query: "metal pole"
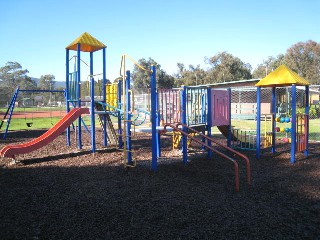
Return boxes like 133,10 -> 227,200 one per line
291,84 -> 297,163
156,88 -> 161,158
66,49 -> 71,146
256,87 -> 261,159
117,80 -> 123,148
102,48 -> 107,147
207,87 -> 212,157
126,70 -> 132,165
151,65 -> 158,170
76,44 -> 82,149
271,87 -> 276,153
227,88 -> 232,147
181,85 -> 188,164
90,52 -> 95,153
305,85 -> 309,156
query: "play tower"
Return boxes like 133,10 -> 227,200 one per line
65,32 -> 107,151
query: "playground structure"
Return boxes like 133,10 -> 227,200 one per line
219,79 -> 318,157
0,32 -> 252,191
1,33 -> 318,191
256,65 -> 310,163
3,32 -> 316,190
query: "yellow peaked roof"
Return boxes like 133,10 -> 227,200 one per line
66,32 -> 106,52
255,64 -> 310,87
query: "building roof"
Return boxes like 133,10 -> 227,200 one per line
255,65 -> 310,87
66,32 -> 106,52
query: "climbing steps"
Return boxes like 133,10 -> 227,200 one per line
172,132 -> 195,149
94,102 -> 118,145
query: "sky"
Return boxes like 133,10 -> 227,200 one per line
1,0 -> 319,83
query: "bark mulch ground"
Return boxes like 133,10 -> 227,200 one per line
0,129 -> 319,239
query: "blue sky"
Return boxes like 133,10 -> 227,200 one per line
1,0 -> 319,82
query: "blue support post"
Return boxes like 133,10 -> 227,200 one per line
151,65 -> 158,170
77,43 -> 82,149
271,87 -> 276,153
256,87 -> 261,159
65,49 -> 71,146
207,87 -> 212,157
117,80 -> 123,148
3,88 -> 19,139
90,52 -> 96,153
90,77 -> 96,153
181,86 -> 188,164
305,85 -> 309,156
201,88 -> 206,149
102,48 -> 107,147
291,84 -> 297,163
201,91 -> 206,123
126,70 -> 132,165
156,89 -> 161,158
227,88 -> 232,147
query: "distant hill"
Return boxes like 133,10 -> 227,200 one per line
31,77 -> 65,89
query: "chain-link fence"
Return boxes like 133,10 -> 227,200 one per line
230,85 -> 320,142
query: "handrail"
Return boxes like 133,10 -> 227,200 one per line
176,122 -> 251,187
120,54 -> 153,75
164,123 -> 241,192
96,101 -> 149,125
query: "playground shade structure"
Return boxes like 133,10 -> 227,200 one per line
0,108 -> 89,159
66,32 -> 106,52
255,64 -> 310,163
255,65 -> 310,87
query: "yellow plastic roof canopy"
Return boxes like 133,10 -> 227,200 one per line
255,65 -> 310,87
66,32 -> 106,52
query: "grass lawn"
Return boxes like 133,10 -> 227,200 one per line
229,119 -> 320,142
0,106 -> 65,113
2,113 -> 320,142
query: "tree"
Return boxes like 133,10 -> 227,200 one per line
205,52 -> 252,83
0,62 -> 35,105
252,54 -> 285,79
38,74 -> 56,105
284,40 -> 320,84
132,58 -> 174,93
39,74 -> 56,90
174,63 -> 207,86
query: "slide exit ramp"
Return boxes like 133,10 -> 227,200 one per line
0,108 -> 89,159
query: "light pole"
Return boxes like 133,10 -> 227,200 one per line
46,79 -> 52,105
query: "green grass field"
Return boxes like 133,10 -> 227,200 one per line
211,118 -> 320,142
2,112 -> 320,141
0,116 -> 94,131
0,106 -> 65,113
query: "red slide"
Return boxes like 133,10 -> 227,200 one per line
0,108 -> 89,159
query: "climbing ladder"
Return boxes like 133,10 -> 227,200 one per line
1,89 -> 19,139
